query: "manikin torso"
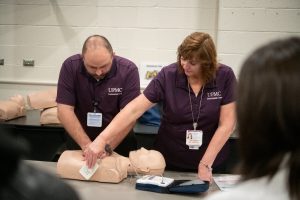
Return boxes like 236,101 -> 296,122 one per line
0,94 -> 26,121
27,87 -> 57,109
40,107 -> 60,125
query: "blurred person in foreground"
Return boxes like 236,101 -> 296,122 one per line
0,128 -> 80,200
204,37 -> 300,200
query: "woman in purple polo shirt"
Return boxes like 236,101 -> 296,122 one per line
85,32 -> 237,182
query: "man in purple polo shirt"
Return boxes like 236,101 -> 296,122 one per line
56,35 -> 140,156
85,32 -> 237,182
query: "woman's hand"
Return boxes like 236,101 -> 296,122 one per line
198,161 -> 213,182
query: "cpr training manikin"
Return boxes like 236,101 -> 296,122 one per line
57,148 -> 166,183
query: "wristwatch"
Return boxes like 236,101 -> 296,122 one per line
104,144 -> 112,156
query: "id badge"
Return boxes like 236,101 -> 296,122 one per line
186,130 -> 203,150
87,112 -> 102,127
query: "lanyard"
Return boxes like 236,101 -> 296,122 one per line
188,83 -> 205,130
89,81 -> 100,113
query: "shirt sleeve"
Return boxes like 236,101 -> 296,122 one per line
143,67 -> 166,103
221,66 -> 237,105
119,65 -> 141,109
56,59 -> 76,106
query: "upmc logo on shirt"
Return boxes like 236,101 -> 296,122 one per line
207,91 -> 222,100
108,88 -> 123,95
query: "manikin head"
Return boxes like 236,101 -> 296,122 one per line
129,147 -> 166,175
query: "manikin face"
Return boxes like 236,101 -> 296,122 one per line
180,56 -> 202,78
83,47 -> 113,80
129,148 -> 165,172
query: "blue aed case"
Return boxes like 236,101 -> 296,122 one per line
135,175 -> 209,194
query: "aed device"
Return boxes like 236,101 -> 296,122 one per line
136,175 -> 209,194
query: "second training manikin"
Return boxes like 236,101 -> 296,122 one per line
0,94 -> 26,121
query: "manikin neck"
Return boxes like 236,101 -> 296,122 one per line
124,157 -> 136,174
125,157 -> 165,176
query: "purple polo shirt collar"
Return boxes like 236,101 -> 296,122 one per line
175,67 -> 217,90
79,55 -> 117,82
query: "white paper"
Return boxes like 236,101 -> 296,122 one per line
79,163 -> 99,180
136,175 -> 174,187
213,174 -> 241,191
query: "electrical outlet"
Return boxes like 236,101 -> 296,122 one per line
23,59 -> 34,67
0,59 -> 4,65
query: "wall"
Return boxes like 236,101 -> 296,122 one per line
217,0 -> 300,75
0,0 -> 299,100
